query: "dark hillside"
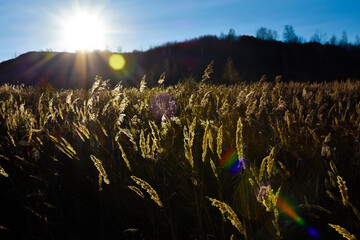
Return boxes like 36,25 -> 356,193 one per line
0,36 -> 359,88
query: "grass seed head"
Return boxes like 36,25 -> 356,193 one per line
131,176 -> 163,208
329,224 -> 356,240
337,176 -> 349,206
0,164 -> 9,177
207,197 -> 247,238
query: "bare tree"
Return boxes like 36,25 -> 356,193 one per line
339,31 -> 348,46
256,27 -> 267,40
283,25 -> 298,43
356,35 -> 360,46
310,30 -> 327,44
328,35 -> 337,45
256,27 -> 278,40
226,28 -> 237,41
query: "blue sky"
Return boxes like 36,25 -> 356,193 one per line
0,0 -> 359,62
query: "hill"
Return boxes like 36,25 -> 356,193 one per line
0,35 -> 360,88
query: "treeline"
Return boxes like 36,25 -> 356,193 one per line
255,25 -> 359,46
133,33 -> 360,86
0,30 -> 360,89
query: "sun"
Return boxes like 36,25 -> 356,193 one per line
59,9 -> 108,51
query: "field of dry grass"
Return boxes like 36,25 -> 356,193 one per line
0,67 -> 359,239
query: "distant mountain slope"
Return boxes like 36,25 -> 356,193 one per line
0,36 -> 360,89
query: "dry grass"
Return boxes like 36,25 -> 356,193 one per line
329,224 -> 356,240
0,76 -> 359,239
131,175 -> 163,208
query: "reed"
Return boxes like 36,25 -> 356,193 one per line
131,176 -> 163,208
207,197 -> 247,239
328,224 -> 356,240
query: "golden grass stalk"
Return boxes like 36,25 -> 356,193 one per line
119,96 -> 129,113
56,143 -> 74,160
25,206 -> 48,223
38,93 -> 43,114
202,120 -> 209,162
97,120 -> 108,137
139,75 -> 147,93
330,160 -> 338,175
66,91 -> 72,105
98,173 -> 104,191
0,155 -> 9,161
326,190 -> 340,203
146,133 -> 151,156
149,120 -> 160,140
267,147 -> 276,177
27,128 -> 41,144
328,170 -> 337,187
149,120 -> 161,153
117,128 -> 138,151
337,176 -> 349,206
151,138 -> 157,159
128,185 -> 145,198
328,224 -> 356,240
307,127 -> 320,143
216,125 -> 223,159
277,121 -> 287,145
139,129 -> 146,158
58,105 -> 63,120
131,175 -> 163,208
60,138 -> 77,157
272,218 -> 281,239
207,125 -> 214,152
207,197 -> 247,239
210,158 -> 218,181
236,117 -> 243,158
248,178 -> 255,187
74,128 -> 85,142
277,161 -> 290,177
189,117 -> 196,147
90,155 -> 110,190
258,156 -> 268,182
7,131 -> 16,147
284,110 -> 291,131
183,126 -> 194,168
117,142 -> 132,172
201,60 -> 214,82
158,72 -> 166,85
0,164 -> 9,177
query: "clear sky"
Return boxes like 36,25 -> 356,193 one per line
0,0 -> 359,62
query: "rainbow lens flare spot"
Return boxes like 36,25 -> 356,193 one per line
277,197 -> 305,226
307,227 -> 320,239
219,148 -> 245,174
277,196 -> 320,238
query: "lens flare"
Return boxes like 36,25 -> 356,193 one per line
149,93 -> 178,121
307,227 -> 320,238
277,196 -> 320,239
277,197 -> 305,226
109,54 -> 126,70
219,148 -> 245,174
